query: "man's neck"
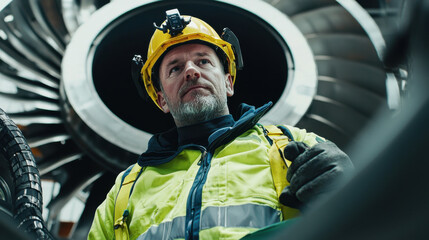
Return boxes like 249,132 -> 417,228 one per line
177,114 -> 234,146
173,109 -> 230,127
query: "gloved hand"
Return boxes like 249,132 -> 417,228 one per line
279,141 -> 353,209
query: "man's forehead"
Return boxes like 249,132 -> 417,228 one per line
161,43 -> 217,64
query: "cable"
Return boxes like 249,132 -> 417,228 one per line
0,108 -> 54,239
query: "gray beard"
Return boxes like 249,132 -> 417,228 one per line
165,92 -> 227,127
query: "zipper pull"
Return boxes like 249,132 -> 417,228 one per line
261,125 -> 273,145
197,150 -> 207,166
256,123 -> 268,137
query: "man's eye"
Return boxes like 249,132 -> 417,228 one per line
170,66 -> 180,74
199,59 -> 210,65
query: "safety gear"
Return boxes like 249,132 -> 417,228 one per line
263,125 -> 300,220
89,103 -> 326,239
279,141 -> 309,209
111,124 -> 313,240
113,164 -> 143,240
280,141 -> 353,209
139,9 -> 243,110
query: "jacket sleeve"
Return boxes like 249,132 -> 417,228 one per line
87,172 -> 124,240
283,125 -> 326,147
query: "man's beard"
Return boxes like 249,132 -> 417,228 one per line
163,89 -> 228,127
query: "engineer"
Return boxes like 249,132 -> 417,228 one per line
88,9 -> 353,240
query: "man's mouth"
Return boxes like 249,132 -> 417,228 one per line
181,85 -> 208,97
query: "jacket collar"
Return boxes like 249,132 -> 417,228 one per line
137,102 -> 273,166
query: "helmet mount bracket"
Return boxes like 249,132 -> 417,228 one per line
131,55 -> 149,100
221,28 -> 244,70
153,9 -> 191,37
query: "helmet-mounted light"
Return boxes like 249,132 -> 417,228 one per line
153,9 -> 191,37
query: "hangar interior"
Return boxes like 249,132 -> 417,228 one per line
1,0 -> 423,239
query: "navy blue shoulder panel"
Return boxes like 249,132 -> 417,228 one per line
129,167 -> 144,197
119,164 -> 145,197
120,164 -> 135,186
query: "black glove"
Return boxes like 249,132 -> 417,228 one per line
279,141 -> 353,209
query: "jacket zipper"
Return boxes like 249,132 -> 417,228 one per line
186,128 -> 234,239
187,148 -> 208,240
184,101 -> 273,238
197,150 -> 207,166
186,120 -> 270,238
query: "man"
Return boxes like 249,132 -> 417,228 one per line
88,9 -> 352,240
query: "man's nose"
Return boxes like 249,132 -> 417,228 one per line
184,61 -> 201,80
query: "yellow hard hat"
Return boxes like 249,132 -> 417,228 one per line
139,9 -> 243,110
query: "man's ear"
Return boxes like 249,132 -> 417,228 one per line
225,73 -> 234,97
156,91 -> 170,113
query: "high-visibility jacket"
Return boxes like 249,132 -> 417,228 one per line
88,102 -> 324,240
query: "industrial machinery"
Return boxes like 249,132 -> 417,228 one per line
0,0 -> 405,238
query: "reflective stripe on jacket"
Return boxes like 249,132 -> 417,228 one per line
88,103 -> 323,240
